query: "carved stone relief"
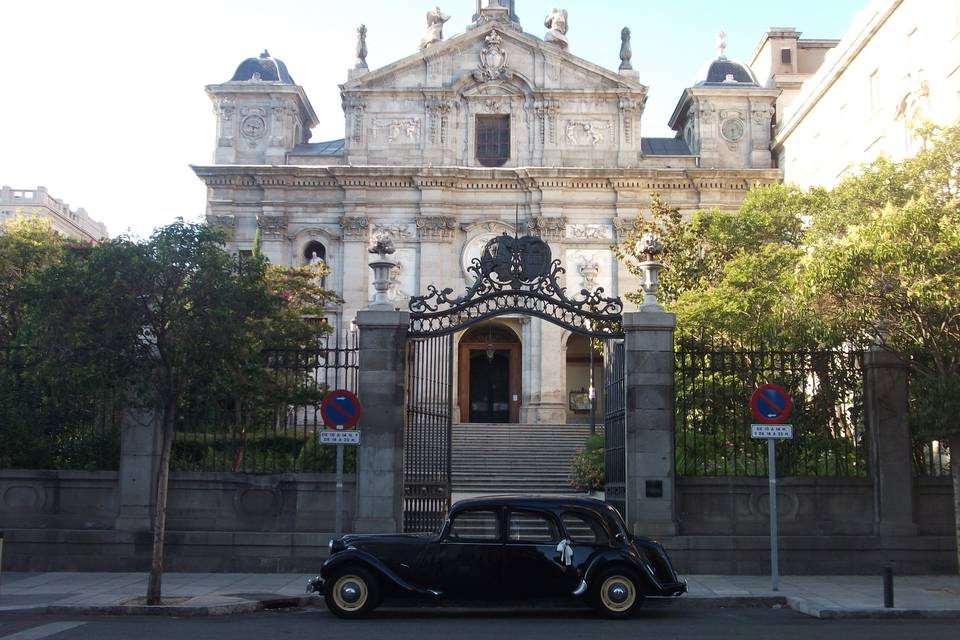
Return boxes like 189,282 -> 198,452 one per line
256,214 -> 286,238
416,215 -> 457,241
340,216 -> 369,238
343,98 -> 366,144
240,107 -> 268,147
474,30 -> 508,82
564,120 -> 611,146
217,97 -> 235,147
371,118 -> 421,143
426,98 -> 454,144
208,214 -> 236,231
698,100 -> 716,125
371,223 -> 412,241
612,217 -> 639,242
566,249 -> 612,294
369,247 -> 416,303
527,215 -> 566,240
567,223 -> 612,240
535,99 -> 559,145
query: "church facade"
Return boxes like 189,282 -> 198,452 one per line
192,1 -> 781,425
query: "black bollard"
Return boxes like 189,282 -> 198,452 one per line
883,563 -> 894,608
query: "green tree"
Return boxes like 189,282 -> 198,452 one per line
23,220 -> 329,603
616,121 -> 960,571
0,215 -> 67,344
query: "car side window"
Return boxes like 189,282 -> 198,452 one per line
561,511 -> 610,545
448,510 -> 500,541
507,510 -> 559,544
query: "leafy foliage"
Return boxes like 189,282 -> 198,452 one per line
570,433 -> 605,491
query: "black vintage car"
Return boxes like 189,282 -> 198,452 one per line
308,496 -> 686,618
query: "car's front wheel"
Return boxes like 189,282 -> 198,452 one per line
589,569 -> 643,619
324,566 -> 381,619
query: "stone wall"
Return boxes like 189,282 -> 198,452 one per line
669,476 -> 956,574
0,470 -> 353,572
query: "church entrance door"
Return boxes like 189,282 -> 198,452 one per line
458,324 -> 520,424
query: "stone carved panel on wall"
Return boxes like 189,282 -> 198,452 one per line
474,30 -> 509,82
343,98 -> 366,144
208,214 -> 236,231
256,214 -> 287,238
371,118 -> 421,143
239,107 -> 268,147
566,223 -> 612,240
697,100 -> 716,124
416,215 -> 457,241
535,99 -> 559,145
340,216 -> 369,238
566,249 -> 613,295
371,223 -> 412,242
426,98 -> 455,144
217,97 -> 235,147
612,217 -> 639,242
527,215 -> 566,240
564,120 -> 611,146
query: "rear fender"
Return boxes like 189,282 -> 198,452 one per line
322,549 -> 440,597
580,552 -> 661,596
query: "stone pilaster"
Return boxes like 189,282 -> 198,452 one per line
353,309 -> 409,533
114,406 -> 163,532
865,348 -> 917,536
622,310 -> 678,537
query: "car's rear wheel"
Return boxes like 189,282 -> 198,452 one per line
324,566 -> 381,619
589,569 -> 643,619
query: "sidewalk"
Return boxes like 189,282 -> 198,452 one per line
0,572 -> 958,618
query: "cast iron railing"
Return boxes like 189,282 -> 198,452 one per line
675,341 -> 867,477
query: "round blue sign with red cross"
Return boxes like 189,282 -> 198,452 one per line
320,389 -> 362,429
750,383 -> 792,424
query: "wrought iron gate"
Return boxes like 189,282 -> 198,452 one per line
403,231 -> 624,531
603,338 -> 627,520
403,334 -> 453,533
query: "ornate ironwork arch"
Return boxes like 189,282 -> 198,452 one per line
409,233 -> 624,338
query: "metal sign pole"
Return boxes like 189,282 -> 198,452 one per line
768,438 -> 779,591
335,441 -> 344,537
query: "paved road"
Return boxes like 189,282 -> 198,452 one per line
2,607 -> 960,640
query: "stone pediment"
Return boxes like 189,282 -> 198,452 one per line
340,21 -> 647,97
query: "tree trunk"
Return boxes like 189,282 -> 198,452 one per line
952,435 -> 960,575
146,397 -> 177,605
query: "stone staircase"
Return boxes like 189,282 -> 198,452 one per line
451,422 -> 594,496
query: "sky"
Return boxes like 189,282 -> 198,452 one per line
0,0 -> 865,239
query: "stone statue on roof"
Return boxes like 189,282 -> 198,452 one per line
420,6 -> 451,49
544,7 -> 569,49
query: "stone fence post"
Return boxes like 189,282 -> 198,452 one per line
352,309 -> 409,533
622,311 -> 678,537
865,347 -> 917,535
114,405 -> 163,532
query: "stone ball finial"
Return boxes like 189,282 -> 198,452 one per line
260,49 -> 271,59
619,26 -> 633,71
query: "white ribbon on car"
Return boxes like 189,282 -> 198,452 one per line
556,539 -> 574,566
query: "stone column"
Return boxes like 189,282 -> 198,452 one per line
865,348 -> 917,536
353,309 -> 409,533
622,310 -> 678,537
114,406 -> 163,532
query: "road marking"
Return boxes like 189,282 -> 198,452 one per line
0,622 -> 87,640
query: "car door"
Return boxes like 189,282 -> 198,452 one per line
559,509 -> 613,575
417,508 -> 504,598
500,509 -> 579,598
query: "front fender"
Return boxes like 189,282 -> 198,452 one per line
321,549 -> 440,598
578,550 -> 661,596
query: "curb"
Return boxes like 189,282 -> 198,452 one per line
785,596 -> 960,620
0,595 -> 318,617
1,594 -> 958,619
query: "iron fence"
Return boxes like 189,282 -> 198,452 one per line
171,330 -> 359,474
675,341 -> 867,477
0,346 -> 122,470
912,438 -> 951,477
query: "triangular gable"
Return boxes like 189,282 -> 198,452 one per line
341,21 -> 647,94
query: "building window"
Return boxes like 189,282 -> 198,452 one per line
869,70 -> 881,114
476,115 -> 510,167
780,48 -> 792,64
